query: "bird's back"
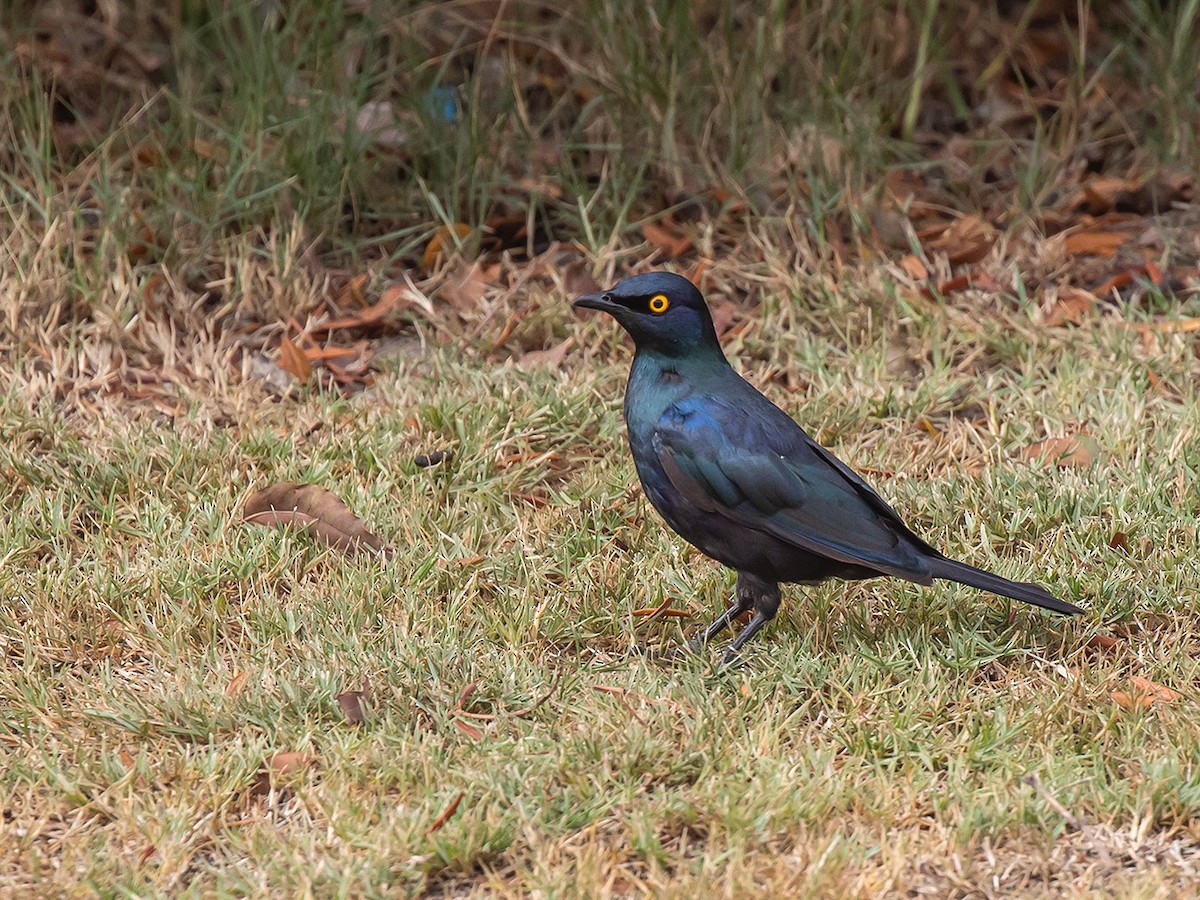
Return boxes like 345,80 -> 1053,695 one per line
623,353 -> 938,585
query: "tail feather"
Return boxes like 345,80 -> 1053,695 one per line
928,558 -> 1082,615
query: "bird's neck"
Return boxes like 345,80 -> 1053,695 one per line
626,346 -> 731,416
632,342 -> 730,378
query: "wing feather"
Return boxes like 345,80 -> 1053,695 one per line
653,394 -> 933,582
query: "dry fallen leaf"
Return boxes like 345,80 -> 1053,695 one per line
244,483 -> 389,556
561,259 -> 601,296
422,223 -> 473,270
310,293 -> 403,335
632,607 -> 690,619
453,719 -> 483,740
247,352 -> 296,397
1063,229 -> 1130,258
191,138 -> 228,163
923,214 -> 997,265
439,261 -> 492,316
1079,176 -> 1143,214
642,219 -> 693,259
919,273 -> 1003,300
1111,675 -> 1182,710
1123,317 -> 1200,335
1043,287 -> 1095,327
252,751 -> 317,795
426,791 -> 465,835
1085,633 -> 1124,653
686,256 -> 711,289
225,671 -> 250,699
518,336 -> 574,370
1020,435 -> 1100,468
269,752 -> 317,776
337,681 -> 369,725
1129,675 -> 1182,701
898,253 -> 929,281
277,336 -> 312,382
1109,531 -> 1130,552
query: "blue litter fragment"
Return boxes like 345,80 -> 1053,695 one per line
425,87 -> 460,123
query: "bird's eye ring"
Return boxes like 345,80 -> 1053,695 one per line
649,294 -> 669,314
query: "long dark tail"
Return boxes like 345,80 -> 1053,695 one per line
928,558 -> 1083,615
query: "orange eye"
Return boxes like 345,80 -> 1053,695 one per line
648,294 -> 669,313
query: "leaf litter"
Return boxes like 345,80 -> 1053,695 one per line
243,483 -> 390,556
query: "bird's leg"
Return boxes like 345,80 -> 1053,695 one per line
687,580 -> 754,653
718,574 -> 781,668
686,600 -> 748,657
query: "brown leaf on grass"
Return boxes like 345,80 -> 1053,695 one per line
269,752 -> 317,776
642,220 -> 693,259
518,336 -> 574,370
631,607 -> 691,618
309,292 -> 404,334
453,718 -> 483,740
453,672 -> 562,722
898,254 -> 929,281
1093,262 -> 1165,297
247,352 -> 297,397
1043,288 -> 1095,327
422,223 -> 473,270
632,596 -> 691,628
1085,633 -> 1124,653
425,791 -> 465,835
1123,317 -> 1200,335
439,261 -> 492,315
561,260 -> 601,296
1079,176 -> 1143,215
1063,229 -> 1130,258
923,214 -> 997,265
334,273 -> 370,310
1078,171 -> 1194,215
336,679 -> 370,725
252,752 -> 317,795
191,138 -> 228,163
686,257 -> 711,289
632,606 -> 691,631
244,483 -> 389,556
1109,531 -> 1130,552
1020,435 -> 1100,468
1130,676 -> 1182,701
1111,676 -> 1182,710
225,671 -> 249,699
482,213 -> 532,255
919,273 -> 1003,300
277,336 -> 312,382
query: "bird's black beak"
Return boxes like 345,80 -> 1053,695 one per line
572,291 -> 618,314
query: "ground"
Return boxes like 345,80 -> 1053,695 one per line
3,2 -> 1200,897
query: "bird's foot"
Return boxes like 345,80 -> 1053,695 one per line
685,634 -> 714,655
717,646 -> 746,669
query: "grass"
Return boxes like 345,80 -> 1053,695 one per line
3,0 -> 1200,895
3,273 -> 1200,895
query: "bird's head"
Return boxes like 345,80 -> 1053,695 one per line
572,272 -> 721,358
